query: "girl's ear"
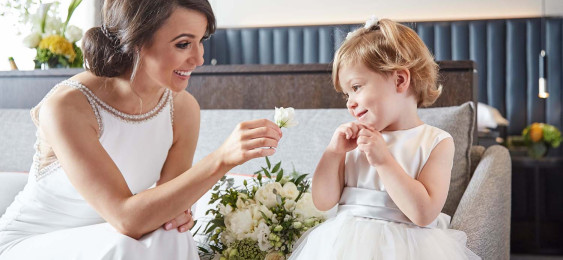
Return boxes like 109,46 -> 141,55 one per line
395,69 -> 411,93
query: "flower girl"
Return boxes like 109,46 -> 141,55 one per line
289,17 -> 480,259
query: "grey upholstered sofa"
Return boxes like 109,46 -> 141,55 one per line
0,61 -> 511,259
1,102 -> 511,259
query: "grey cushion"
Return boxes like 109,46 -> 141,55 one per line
0,109 -> 36,172
418,102 -> 475,216
0,172 -> 28,216
194,109 -> 353,176
196,103 -> 475,217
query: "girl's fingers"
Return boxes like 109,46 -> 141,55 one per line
357,136 -> 368,145
358,128 -> 375,137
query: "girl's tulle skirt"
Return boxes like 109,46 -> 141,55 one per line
289,212 -> 480,260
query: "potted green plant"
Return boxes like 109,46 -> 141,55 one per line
521,123 -> 562,159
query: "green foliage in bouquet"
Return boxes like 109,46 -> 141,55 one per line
196,157 -> 326,260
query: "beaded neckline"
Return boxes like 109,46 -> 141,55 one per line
61,80 -> 172,123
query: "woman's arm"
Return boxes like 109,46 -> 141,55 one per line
40,88 -> 281,239
155,91 -> 199,232
156,91 -> 199,186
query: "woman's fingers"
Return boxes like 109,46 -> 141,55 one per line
164,210 -> 192,231
239,119 -> 282,134
243,137 -> 279,150
241,126 -> 282,142
219,119 -> 282,167
177,210 -> 195,232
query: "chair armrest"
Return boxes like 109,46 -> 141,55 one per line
450,145 -> 511,260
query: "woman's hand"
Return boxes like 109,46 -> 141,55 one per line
217,119 -> 282,168
356,127 -> 392,166
163,209 -> 194,233
326,122 -> 366,154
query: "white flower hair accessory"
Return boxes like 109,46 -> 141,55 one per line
346,15 -> 380,40
274,107 -> 298,128
364,15 -> 379,30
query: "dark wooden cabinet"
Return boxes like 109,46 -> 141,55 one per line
511,155 -> 563,255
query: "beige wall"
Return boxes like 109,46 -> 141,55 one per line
209,0 -> 563,28
89,0 -> 563,28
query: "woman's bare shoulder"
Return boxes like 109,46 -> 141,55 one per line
38,73 -> 101,135
172,90 -> 200,124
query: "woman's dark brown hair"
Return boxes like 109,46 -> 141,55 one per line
82,0 -> 216,78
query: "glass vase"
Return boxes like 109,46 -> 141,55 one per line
527,142 -> 548,159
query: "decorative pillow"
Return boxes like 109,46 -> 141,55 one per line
0,172 -> 28,216
0,109 -> 36,172
418,102 -> 475,216
477,102 -> 508,131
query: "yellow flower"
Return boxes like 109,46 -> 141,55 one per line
38,35 -> 76,62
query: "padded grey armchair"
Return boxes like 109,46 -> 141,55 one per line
418,103 -> 511,259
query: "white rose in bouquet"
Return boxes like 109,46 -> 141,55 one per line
254,221 -> 272,251
255,182 -> 283,208
281,182 -> 299,200
295,193 -> 325,221
225,208 -> 254,240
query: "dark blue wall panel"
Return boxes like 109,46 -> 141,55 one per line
469,21 -> 488,103
526,19 -> 545,125
211,30 -> 228,65
452,22 -> 469,60
226,30 -> 242,64
288,28 -> 303,64
506,20 -> 528,135
203,39 -> 211,65
486,20 -> 506,115
435,23 -> 452,60
303,27 -> 319,64
319,27 -> 334,63
259,29 -> 273,64
241,29 -> 259,64
417,23 -> 435,55
333,25 -> 352,52
273,28 -> 288,64
546,19 -> 562,133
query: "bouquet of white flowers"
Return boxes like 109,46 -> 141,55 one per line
197,157 -> 326,260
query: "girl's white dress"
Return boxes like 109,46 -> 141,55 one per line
290,124 -> 480,260
0,80 -> 199,259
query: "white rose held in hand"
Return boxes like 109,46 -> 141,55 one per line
274,107 -> 298,128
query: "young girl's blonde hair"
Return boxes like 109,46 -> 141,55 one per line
332,19 -> 440,107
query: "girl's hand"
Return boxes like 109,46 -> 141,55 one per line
163,209 -> 194,233
217,119 -> 282,168
356,128 -> 392,166
327,122 -> 366,154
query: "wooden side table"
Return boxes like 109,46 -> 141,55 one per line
510,155 -> 563,255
